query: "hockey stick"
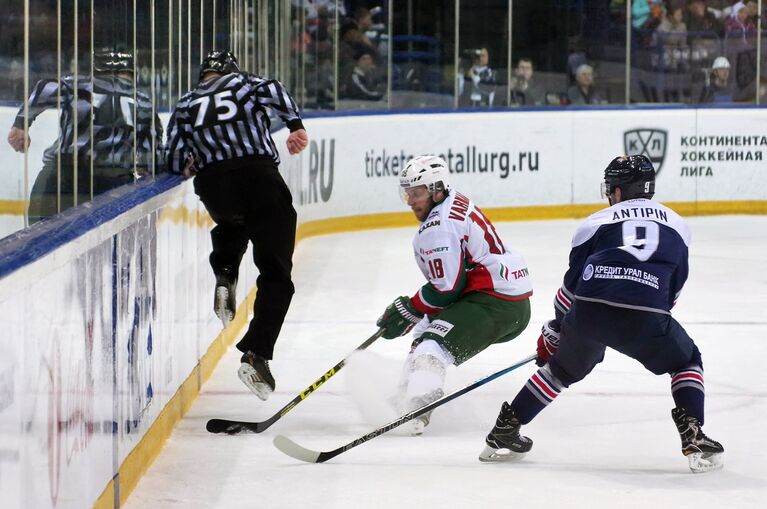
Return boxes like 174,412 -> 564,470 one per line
206,328 -> 385,434
273,353 -> 536,463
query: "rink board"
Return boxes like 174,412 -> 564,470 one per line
277,107 -> 767,224
2,106 -> 766,217
0,107 -> 765,509
0,176 -> 258,509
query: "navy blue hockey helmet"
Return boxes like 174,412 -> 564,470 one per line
199,50 -> 240,81
94,50 -> 134,74
602,155 -> 656,200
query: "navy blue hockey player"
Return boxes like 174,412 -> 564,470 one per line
478,155 -> 724,473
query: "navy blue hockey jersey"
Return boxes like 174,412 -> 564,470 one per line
554,199 -> 690,317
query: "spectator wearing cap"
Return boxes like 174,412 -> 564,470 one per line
567,64 -> 606,105
699,56 -> 735,102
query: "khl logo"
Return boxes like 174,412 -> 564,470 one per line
623,128 -> 667,174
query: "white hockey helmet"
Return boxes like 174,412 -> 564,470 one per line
399,155 -> 451,200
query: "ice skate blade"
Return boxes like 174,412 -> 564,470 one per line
687,452 -> 723,473
238,363 -> 273,401
215,287 -> 233,328
478,445 -> 527,463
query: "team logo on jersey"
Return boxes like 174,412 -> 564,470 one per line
582,264 -> 594,281
420,246 -> 449,255
419,220 -> 440,233
623,128 -> 667,174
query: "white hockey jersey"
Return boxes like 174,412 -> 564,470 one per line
409,191 -> 533,315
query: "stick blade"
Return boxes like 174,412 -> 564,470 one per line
205,419 -> 240,433
273,435 -> 323,463
206,419 -> 253,434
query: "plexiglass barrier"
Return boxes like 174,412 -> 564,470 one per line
1,0 -> 765,238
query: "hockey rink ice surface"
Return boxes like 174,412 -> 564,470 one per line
125,216 -> 767,509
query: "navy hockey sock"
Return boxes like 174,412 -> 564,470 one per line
671,366 -> 705,424
511,366 -> 563,425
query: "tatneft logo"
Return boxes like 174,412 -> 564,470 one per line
583,264 -> 594,281
624,128 -> 667,174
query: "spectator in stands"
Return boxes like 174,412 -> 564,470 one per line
343,51 -> 385,101
730,0 -> 759,19
304,4 -> 335,108
657,1 -> 690,72
354,6 -> 374,32
509,58 -> 545,106
724,1 -> 758,38
684,0 -> 723,35
339,18 -> 362,72
699,56 -> 735,102
684,0 -> 723,64
632,0 -> 665,47
338,15 -> 378,100
349,7 -> 379,54
632,0 -> 664,31
705,0 -> 735,21
567,64 -> 606,105
340,17 -> 376,61
460,48 -> 497,107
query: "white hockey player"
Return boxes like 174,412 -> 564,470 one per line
376,155 -> 533,434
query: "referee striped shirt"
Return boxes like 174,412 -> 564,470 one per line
14,75 -> 162,170
167,73 -> 304,174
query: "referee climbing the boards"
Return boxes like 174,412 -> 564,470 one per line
167,50 -> 308,401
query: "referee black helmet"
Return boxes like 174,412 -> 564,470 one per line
199,50 -> 240,81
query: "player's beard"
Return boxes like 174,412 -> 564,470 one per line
414,198 -> 437,222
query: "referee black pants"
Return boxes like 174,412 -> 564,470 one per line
193,155 -> 296,360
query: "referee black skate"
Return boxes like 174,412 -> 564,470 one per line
167,50 -> 308,400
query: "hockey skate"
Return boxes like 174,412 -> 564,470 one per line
479,402 -> 532,462
404,388 -> 444,436
213,270 -> 237,328
238,351 -> 275,401
671,407 -> 724,473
